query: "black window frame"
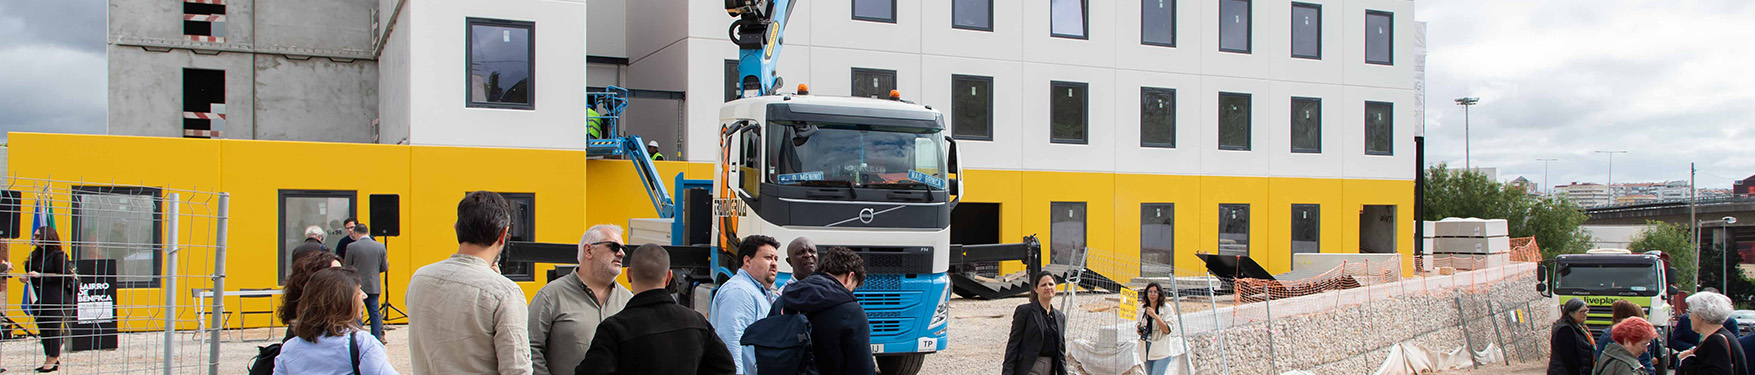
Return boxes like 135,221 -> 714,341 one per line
1141,0 -> 1177,47
465,17 -> 537,110
70,186 -> 165,289
182,68 -> 225,138
1050,202 -> 1087,265
1218,203 -> 1250,257
1140,87 -> 1177,148
1290,96 -> 1322,153
951,74 -> 994,141
1049,81 -> 1089,145
496,192 -> 537,282
1140,203 -> 1175,275
1218,0 -> 1252,54
851,68 -> 898,99
277,189 -> 356,284
1218,92 -> 1252,151
1291,203 -> 1320,254
1365,10 -> 1394,65
1290,2 -> 1321,60
1049,0 -> 1089,39
952,0 -> 995,31
1365,101 -> 1394,156
852,0 -> 898,23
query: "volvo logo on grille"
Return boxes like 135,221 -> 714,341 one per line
858,208 -> 876,224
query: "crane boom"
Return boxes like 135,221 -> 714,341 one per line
726,0 -> 798,99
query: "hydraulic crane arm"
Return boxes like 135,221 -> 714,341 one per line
726,0 -> 798,99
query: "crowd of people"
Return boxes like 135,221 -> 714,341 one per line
1549,290 -> 1755,375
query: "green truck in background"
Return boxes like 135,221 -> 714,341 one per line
1537,249 -> 1679,368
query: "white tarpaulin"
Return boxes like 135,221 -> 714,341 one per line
1068,338 -> 1143,375
1371,343 -> 1504,375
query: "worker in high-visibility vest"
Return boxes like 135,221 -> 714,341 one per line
587,107 -> 606,139
647,140 -> 666,161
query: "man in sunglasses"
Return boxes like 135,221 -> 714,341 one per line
529,224 -> 635,375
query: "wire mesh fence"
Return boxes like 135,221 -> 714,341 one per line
0,177 -> 232,374
1054,243 -> 1554,375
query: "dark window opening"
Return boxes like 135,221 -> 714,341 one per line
1219,0 -> 1252,53
852,68 -> 898,99
1050,202 -> 1086,265
952,202 -> 1003,277
1218,92 -> 1252,151
1142,0 -> 1176,47
952,75 -> 993,141
1141,203 -> 1175,276
1050,0 -> 1088,39
953,0 -> 994,31
1141,87 -> 1176,148
183,3 -> 225,39
724,59 -> 739,102
1291,2 -> 1321,59
71,186 -> 164,289
1360,205 -> 1397,253
1218,204 -> 1250,257
854,0 -> 897,23
279,190 -> 356,284
1050,81 -> 1088,144
182,68 -> 224,138
1365,10 -> 1393,65
467,18 -> 535,109
1291,204 -> 1320,254
1365,101 -> 1393,155
497,193 -> 536,281
1290,97 -> 1321,153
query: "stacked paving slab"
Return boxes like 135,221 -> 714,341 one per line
1428,218 -> 1511,270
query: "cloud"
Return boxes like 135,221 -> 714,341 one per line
0,0 -> 107,143
1418,0 -> 1755,187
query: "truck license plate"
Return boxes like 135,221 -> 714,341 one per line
918,337 -> 938,352
871,344 -> 884,354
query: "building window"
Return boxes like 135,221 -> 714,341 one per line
1291,204 -> 1320,254
952,75 -> 993,140
1218,204 -> 1249,257
1365,101 -> 1394,155
851,68 -> 897,99
182,68 -> 225,139
1050,202 -> 1086,265
467,18 -> 535,110
724,59 -> 739,102
278,190 -> 355,284
1050,0 -> 1088,39
497,193 -> 536,281
1218,92 -> 1251,151
183,1 -> 226,42
1365,10 -> 1393,65
1141,0 -> 1176,47
1219,0 -> 1251,53
953,0 -> 993,31
1291,2 -> 1321,59
1050,81 -> 1088,144
1290,97 -> 1321,153
1140,87 -> 1176,148
1141,203 -> 1174,276
71,186 -> 163,289
853,0 -> 897,23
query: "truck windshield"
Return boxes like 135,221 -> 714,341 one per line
1556,263 -> 1659,296
768,121 -> 947,190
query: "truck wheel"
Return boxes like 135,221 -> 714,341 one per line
876,353 -> 926,375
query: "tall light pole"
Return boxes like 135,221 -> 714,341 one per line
1455,97 -> 1480,171
1536,158 -> 1559,196
1596,150 -> 1627,202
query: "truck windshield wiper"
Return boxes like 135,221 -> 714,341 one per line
867,181 -> 931,190
799,179 -> 855,188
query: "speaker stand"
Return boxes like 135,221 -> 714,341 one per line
379,236 -> 408,323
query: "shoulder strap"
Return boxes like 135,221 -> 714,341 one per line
1719,331 -> 1737,374
350,332 -> 362,375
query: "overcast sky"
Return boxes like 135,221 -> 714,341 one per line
2,1 -> 1751,187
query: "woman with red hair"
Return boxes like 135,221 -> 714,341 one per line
1594,317 -> 1658,375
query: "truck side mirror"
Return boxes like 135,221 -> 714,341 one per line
1536,262 -> 1549,282
1668,267 -> 1679,285
1537,283 -> 1549,296
1670,286 -> 1681,296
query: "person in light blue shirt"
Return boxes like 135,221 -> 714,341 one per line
710,235 -> 782,375
275,267 -> 400,375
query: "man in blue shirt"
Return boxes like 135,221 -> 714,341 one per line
710,235 -> 782,375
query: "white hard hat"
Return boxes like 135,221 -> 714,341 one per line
647,140 -> 659,147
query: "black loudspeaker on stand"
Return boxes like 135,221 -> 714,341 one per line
369,194 -> 408,322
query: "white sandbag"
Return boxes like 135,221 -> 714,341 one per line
1068,337 -> 1143,375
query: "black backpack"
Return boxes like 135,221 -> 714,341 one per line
248,331 -> 363,375
741,310 -> 819,375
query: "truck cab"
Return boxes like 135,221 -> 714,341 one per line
1539,249 -> 1677,342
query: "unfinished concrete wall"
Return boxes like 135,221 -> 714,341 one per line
252,57 -> 378,142
107,47 -> 255,138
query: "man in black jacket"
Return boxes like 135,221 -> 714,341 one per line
290,225 -> 328,262
578,244 -> 736,375
777,246 -> 877,375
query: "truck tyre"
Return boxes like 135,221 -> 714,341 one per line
876,353 -> 926,375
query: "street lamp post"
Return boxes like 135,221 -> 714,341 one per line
1455,97 -> 1480,171
1596,150 -> 1627,202
1536,158 -> 1558,196
1698,216 -> 1737,293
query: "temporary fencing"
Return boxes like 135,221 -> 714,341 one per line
1055,243 -> 1555,375
0,177 -> 234,374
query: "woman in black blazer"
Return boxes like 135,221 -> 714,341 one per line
1003,271 -> 1067,375
24,228 -> 73,372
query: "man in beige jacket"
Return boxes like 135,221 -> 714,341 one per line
406,191 -> 531,374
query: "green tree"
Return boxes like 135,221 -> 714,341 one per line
1629,220 -> 1696,292
1422,164 -> 1593,259
1697,236 -> 1755,308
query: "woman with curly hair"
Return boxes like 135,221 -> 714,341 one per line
273,267 -> 398,374
280,251 -> 341,338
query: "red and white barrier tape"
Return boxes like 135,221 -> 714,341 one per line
184,35 -> 225,43
184,0 -> 225,5
183,112 -> 227,120
183,14 -> 226,22
183,129 -> 223,138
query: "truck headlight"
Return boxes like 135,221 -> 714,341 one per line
930,282 -> 950,328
